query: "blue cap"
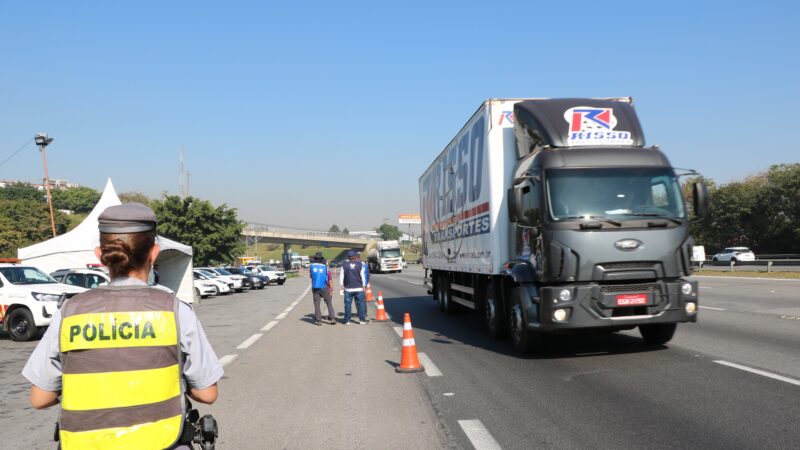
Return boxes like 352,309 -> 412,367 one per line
346,250 -> 357,257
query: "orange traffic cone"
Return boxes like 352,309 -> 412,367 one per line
374,291 -> 389,322
366,283 -> 374,302
396,313 -> 424,373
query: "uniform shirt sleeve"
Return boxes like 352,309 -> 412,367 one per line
21,308 -> 64,392
339,265 -> 344,287
178,302 -> 224,389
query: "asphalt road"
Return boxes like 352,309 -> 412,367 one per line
372,268 -> 800,449
3,270 -> 798,449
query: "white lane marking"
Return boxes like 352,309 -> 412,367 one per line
394,326 -> 403,337
236,333 -> 263,350
714,360 -> 800,387
275,312 -> 288,320
699,286 -> 713,289
443,392 -> 454,397
283,306 -> 294,313
219,354 -> 238,367
261,320 -> 279,332
699,305 -> 726,311
458,420 -> 502,450
418,352 -> 442,377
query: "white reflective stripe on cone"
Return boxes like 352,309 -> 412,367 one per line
403,322 -> 412,330
403,338 -> 415,346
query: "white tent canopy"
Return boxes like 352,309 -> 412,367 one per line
18,179 -> 195,303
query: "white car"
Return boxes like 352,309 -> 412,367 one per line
1,263 -> 87,341
51,268 -> 110,289
711,247 -> 756,263
193,270 -> 231,295
196,267 -> 243,292
194,279 -> 217,298
249,265 -> 286,285
206,267 -> 249,292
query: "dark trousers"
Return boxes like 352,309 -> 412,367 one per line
312,288 -> 334,322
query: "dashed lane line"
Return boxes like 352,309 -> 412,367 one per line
261,320 -> 279,332
236,333 -> 263,350
458,420 -> 502,450
699,305 -> 726,311
417,352 -> 442,377
275,312 -> 288,320
219,354 -> 238,367
394,326 -> 402,338
714,360 -> 800,387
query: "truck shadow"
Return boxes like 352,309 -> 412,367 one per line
382,294 -> 668,360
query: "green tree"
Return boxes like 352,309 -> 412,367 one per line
119,191 -> 153,205
51,186 -> 101,213
376,223 -> 402,240
0,200 -> 69,257
329,224 -> 340,233
152,195 -> 246,266
342,227 -> 349,234
0,182 -> 43,202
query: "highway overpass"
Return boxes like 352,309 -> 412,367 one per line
242,224 -> 373,250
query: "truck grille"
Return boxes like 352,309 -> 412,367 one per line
598,262 -> 658,270
600,283 -> 660,294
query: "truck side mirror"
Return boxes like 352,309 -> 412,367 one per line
508,186 -> 528,224
692,182 -> 709,221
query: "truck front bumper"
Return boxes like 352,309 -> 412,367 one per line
521,279 -> 698,333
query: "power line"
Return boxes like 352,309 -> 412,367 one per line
0,137 -> 35,169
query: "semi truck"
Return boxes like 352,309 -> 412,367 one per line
419,98 -> 708,353
368,240 -> 403,273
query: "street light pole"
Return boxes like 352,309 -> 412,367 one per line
35,133 -> 56,237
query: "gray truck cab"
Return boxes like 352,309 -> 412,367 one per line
505,99 -> 708,351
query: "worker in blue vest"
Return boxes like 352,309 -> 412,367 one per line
309,252 -> 335,326
339,250 -> 369,325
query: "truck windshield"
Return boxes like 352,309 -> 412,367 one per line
546,167 -> 686,221
0,267 -> 58,285
380,250 -> 402,258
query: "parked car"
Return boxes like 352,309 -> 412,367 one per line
194,279 -> 217,298
196,267 -> 243,292
193,270 -> 231,295
1,262 -> 86,341
328,260 -> 341,268
711,247 -> 756,263
247,264 -> 286,285
51,268 -> 110,289
224,267 -> 266,289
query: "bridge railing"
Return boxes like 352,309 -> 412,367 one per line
243,223 -> 373,241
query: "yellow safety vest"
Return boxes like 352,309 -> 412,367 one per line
58,286 -> 184,449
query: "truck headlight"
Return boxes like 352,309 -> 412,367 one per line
557,289 -> 572,302
685,302 -> 697,314
681,282 -> 693,295
32,292 -> 64,302
553,308 -> 570,322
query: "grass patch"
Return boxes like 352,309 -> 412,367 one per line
693,270 -> 800,279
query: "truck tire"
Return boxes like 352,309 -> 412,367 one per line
485,288 -> 507,339
7,308 -> 38,342
639,323 -> 677,345
509,287 -> 543,353
437,275 -> 455,315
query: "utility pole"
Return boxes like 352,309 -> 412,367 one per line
35,133 -> 56,237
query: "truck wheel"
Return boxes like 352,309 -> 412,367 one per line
438,275 -> 455,315
485,291 -> 507,339
639,323 -> 677,345
509,288 -> 542,353
7,308 -> 37,342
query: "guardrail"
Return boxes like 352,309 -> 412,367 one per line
693,259 -> 800,272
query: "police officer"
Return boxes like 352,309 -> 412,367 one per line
22,203 -> 223,449
309,252 -> 335,326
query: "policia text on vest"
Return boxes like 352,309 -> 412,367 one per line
65,314 -> 161,345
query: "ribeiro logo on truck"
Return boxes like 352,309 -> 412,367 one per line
564,107 -> 633,146
421,116 -> 489,256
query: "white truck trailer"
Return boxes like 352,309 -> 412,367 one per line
419,98 -> 708,353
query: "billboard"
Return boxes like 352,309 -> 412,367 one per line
398,214 -> 421,225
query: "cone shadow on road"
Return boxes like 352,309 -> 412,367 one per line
379,294 -> 669,360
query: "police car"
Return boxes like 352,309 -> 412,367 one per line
0,260 -> 87,341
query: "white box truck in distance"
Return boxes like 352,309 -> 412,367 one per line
419,98 -> 709,353
368,240 -> 403,273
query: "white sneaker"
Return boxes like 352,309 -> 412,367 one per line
359,320 -> 367,325
344,322 -> 350,326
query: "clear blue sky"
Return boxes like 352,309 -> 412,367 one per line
1,1 -> 797,230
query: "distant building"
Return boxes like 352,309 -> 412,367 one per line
0,178 -> 79,190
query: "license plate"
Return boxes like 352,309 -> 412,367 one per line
616,293 -> 648,307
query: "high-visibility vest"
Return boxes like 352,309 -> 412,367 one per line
58,286 -> 184,450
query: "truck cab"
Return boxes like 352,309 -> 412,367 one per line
368,240 -> 403,273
